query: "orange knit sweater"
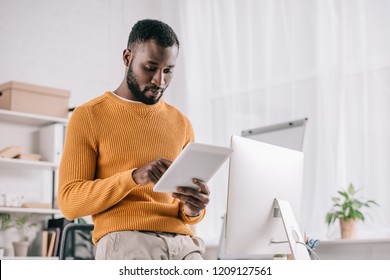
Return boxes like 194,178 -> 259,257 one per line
58,92 -> 205,244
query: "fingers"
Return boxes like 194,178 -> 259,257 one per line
172,189 -> 209,207
172,178 -> 210,216
192,178 -> 210,195
153,158 -> 173,181
157,158 -> 172,169
132,157 -> 172,185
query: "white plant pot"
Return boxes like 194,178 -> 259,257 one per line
12,241 -> 29,257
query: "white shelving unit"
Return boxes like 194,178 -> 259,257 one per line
0,109 -> 66,210
0,109 -> 67,258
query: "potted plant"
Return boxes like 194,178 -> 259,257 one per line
12,214 -> 36,257
0,213 -> 13,257
0,213 -> 12,231
325,183 -> 379,239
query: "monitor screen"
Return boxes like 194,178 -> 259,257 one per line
222,135 -> 308,259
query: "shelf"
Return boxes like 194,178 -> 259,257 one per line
0,207 -> 62,215
0,158 -> 58,170
0,109 -> 68,126
0,256 -> 59,260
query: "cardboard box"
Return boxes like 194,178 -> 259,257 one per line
0,81 -> 70,118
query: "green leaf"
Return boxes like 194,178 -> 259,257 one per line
366,200 -> 379,207
348,183 -> 356,195
0,213 -> 12,231
326,213 -> 333,225
338,191 -> 349,200
332,197 -> 341,205
355,210 -> 365,221
351,200 -> 363,209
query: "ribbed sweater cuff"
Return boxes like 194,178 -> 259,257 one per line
128,168 -> 139,187
179,203 -> 206,225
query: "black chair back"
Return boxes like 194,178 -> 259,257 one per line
59,223 -> 95,260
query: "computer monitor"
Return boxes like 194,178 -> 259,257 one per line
241,118 -> 308,152
222,135 -> 310,260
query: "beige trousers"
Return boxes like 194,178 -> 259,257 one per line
95,230 -> 206,260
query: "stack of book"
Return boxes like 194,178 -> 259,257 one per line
47,217 -> 73,257
40,228 -> 60,257
30,218 -> 73,257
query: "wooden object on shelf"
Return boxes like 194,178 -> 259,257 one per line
0,146 -> 23,158
0,81 -> 70,118
21,203 -> 51,209
14,153 -> 42,161
0,146 -> 42,161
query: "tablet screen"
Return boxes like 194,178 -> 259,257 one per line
153,142 -> 233,193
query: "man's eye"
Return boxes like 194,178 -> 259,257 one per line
144,66 -> 156,72
163,68 -> 173,74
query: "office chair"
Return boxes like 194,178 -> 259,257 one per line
59,223 -> 95,260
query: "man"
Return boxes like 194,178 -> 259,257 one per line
58,19 -> 210,260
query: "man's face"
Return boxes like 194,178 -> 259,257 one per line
126,40 -> 179,104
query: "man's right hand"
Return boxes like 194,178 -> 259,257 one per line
132,158 -> 172,185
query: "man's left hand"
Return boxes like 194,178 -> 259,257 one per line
172,178 -> 210,217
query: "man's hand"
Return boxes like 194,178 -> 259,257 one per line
172,178 -> 210,217
132,158 -> 172,185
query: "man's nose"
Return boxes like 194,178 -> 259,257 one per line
151,70 -> 166,87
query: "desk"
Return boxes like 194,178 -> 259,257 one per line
315,238 -> 390,260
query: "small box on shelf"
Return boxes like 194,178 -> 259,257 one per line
0,81 -> 70,118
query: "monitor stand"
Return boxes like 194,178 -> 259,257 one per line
273,199 -> 311,260
218,200 -> 311,260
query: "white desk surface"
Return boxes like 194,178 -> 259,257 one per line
318,237 -> 390,245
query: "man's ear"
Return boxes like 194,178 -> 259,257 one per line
123,49 -> 132,66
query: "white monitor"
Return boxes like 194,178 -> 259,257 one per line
222,135 -> 310,260
241,118 -> 308,152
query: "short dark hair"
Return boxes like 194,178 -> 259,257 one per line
127,19 -> 180,50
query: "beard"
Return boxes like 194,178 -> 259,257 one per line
126,62 -> 165,105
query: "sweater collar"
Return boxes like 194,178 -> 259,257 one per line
106,91 -> 164,118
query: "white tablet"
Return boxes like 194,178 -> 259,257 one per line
153,142 -> 233,193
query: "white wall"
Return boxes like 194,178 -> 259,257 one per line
0,0 -> 185,109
